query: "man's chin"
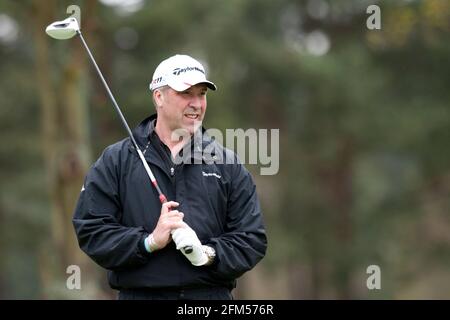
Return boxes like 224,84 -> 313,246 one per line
170,122 -> 202,140
182,119 -> 202,134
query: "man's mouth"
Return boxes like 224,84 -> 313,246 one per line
184,113 -> 200,120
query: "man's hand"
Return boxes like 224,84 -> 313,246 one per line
172,226 -> 208,266
151,201 -> 185,250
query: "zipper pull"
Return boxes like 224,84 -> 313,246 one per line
170,167 -> 175,176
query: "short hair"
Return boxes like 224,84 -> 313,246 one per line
152,86 -> 168,110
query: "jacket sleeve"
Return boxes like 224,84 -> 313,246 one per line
72,146 -> 150,271
207,161 -> 267,281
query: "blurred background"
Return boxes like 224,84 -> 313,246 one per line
0,0 -> 449,299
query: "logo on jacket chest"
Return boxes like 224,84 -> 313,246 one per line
202,171 -> 221,179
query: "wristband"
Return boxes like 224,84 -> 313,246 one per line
144,236 -> 152,253
149,233 -> 159,252
144,233 -> 159,253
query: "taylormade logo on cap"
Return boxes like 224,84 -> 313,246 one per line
172,66 -> 205,76
149,54 -> 217,92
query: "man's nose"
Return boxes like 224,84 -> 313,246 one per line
189,95 -> 203,108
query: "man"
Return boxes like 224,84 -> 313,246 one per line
72,54 -> 267,300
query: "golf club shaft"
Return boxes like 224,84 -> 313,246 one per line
77,32 -> 138,154
76,30 -> 192,254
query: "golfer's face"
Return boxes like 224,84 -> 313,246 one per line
162,84 -> 208,135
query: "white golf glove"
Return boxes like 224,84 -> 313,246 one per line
172,226 -> 208,266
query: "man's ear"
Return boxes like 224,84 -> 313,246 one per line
153,89 -> 164,108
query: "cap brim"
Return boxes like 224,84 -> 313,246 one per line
203,81 -> 217,91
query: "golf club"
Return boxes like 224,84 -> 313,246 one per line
45,17 -> 193,254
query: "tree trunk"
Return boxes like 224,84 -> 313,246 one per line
32,0 -> 104,298
329,137 -> 354,299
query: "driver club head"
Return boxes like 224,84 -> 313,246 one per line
45,17 -> 80,40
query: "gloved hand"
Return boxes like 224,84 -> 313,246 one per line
172,226 -> 208,266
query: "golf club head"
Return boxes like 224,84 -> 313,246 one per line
45,17 -> 80,40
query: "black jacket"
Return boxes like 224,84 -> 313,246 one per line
72,114 -> 267,290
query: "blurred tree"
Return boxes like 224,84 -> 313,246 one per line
31,0 -> 106,298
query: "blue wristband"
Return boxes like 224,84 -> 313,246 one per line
144,236 -> 151,253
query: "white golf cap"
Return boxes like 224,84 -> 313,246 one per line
149,54 -> 217,92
